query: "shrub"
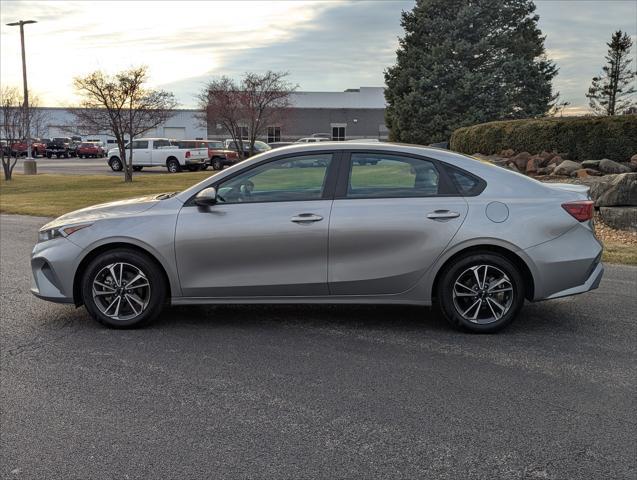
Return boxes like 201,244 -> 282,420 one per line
450,115 -> 637,161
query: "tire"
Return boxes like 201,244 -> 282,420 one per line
64,152 -> 69,158
436,252 -> 525,333
46,153 -> 52,158
133,166 -> 143,172
166,158 -> 181,173
81,248 -> 167,328
211,158 -> 223,171
200,164 -> 208,171
109,157 -> 123,171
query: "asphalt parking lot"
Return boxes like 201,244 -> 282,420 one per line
1,214 -> 636,479
13,157 -> 193,176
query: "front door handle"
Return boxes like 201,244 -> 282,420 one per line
427,210 -> 460,220
291,213 -> 324,223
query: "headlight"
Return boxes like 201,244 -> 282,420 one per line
38,223 -> 92,243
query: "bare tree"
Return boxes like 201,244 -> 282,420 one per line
71,66 -> 177,182
0,87 -> 23,180
586,30 -> 636,116
198,71 -> 296,159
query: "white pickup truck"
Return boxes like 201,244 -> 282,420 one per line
107,138 -> 208,173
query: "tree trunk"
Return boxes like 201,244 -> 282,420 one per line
1,156 -> 17,181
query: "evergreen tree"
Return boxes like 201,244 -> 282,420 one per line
384,0 -> 558,143
586,30 -> 636,116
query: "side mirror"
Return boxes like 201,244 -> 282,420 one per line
194,187 -> 217,206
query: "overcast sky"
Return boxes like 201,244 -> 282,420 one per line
1,0 -> 635,114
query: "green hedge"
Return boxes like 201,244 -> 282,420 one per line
450,115 -> 637,161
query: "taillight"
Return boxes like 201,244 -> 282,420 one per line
562,200 -> 594,222
185,151 -> 191,158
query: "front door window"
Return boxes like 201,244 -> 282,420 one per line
217,154 -> 333,203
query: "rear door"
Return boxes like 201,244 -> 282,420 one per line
328,151 -> 468,295
130,140 -> 150,165
150,139 -> 171,165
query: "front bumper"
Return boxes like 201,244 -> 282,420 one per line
30,237 -> 82,304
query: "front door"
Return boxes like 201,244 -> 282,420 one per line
175,153 -> 337,297
328,152 -> 468,295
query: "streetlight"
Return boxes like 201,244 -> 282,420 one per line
6,19 -> 37,174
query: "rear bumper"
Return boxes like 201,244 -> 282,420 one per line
544,262 -> 603,300
524,224 -> 604,301
185,158 -> 206,165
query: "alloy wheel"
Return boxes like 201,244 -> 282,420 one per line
92,262 -> 151,321
451,264 -> 514,325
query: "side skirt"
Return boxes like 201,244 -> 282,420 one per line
171,296 -> 432,306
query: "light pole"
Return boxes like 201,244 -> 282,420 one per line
6,19 -> 37,174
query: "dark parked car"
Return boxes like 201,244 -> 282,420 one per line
46,137 -> 72,158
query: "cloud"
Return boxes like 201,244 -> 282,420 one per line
1,0 -> 634,113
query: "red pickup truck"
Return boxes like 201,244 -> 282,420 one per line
76,142 -> 105,158
6,139 -> 47,157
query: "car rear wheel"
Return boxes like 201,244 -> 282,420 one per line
166,158 -> 180,173
81,249 -> 167,328
211,158 -> 223,171
437,252 -> 524,333
133,166 -> 143,172
109,157 -> 123,171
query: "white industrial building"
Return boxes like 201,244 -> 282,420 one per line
28,87 -> 387,144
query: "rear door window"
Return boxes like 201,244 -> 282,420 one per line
346,153 -> 440,198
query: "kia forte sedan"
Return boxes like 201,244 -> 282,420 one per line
31,143 -> 603,332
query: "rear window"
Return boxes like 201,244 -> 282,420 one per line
444,165 -> 485,196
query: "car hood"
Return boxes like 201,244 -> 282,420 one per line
42,195 -> 161,229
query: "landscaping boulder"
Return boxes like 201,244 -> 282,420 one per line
544,155 -> 562,167
536,165 -> 555,176
553,160 -> 581,176
598,158 -> 631,174
500,149 -> 515,157
572,168 -> 601,178
599,207 -> 637,232
594,173 -> 637,207
526,157 -> 541,174
631,154 -> 637,163
581,160 -> 601,170
510,152 -> 531,171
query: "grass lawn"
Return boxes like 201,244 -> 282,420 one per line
1,171 -> 635,265
0,172 -> 211,217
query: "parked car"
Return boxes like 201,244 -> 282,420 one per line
31,142 -> 603,331
225,139 -> 271,158
172,140 -> 239,171
3,138 -> 47,157
295,137 -> 331,143
76,142 -> 105,158
206,140 -> 239,170
106,138 -> 208,173
46,137 -> 72,158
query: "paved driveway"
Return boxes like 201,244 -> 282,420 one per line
13,157 -> 191,175
1,214 -> 635,479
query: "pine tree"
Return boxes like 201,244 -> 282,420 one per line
384,0 -> 558,143
586,31 -> 636,116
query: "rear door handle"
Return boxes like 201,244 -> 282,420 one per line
427,210 -> 460,220
291,213 -> 324,223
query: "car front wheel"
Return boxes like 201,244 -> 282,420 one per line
109,157 -> 123,171
437,252 -> 525,333
81,249 -> 166,328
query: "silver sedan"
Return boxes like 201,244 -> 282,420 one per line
31,143 -> 603,332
